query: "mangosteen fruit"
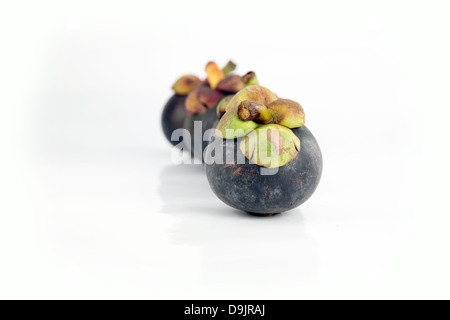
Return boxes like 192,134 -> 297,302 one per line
161,94 -> 188,146
205,85 -> 322,215
161,74 -> 202,146
183,86 -> 225,160
161,61 -> 241,151
182,62 -> 261,161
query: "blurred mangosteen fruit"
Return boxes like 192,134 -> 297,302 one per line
161,74 -> 201,146
161,61 -> 240,151
161,94 -> 188,146
182,62 -> 260,161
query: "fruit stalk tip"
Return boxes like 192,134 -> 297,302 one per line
242,71 -> 259,86
237,101 -> 273,124
222,60 -> 237,76
205,61 -> 225,89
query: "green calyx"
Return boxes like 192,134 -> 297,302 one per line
215,85 -> 306,168
216,85 -> 278,139
221,61 -> 237,76
266,99 -> 305,128
215,105 -> 259,139
216,95 -> 233,119
240,124 -> 300,168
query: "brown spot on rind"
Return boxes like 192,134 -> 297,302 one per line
224,160 -> 236,167
263,185 -> 270,197
233,167 -> 244,176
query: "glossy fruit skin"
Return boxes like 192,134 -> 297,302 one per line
205,126 -> 322,215
161,94 -> 188,146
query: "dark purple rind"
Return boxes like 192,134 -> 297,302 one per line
161,94 -> 188,147
205,126 -> 322,215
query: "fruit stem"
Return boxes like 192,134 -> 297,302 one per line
205,61 -> 225,89
237,101 -> 273,123
222,61 -> 237,76
242,71 -> 259,86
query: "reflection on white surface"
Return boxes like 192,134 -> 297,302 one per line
159,163 -> 319,291
23,147 -> 319,299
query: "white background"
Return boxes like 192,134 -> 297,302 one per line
1,0 -> 450,299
